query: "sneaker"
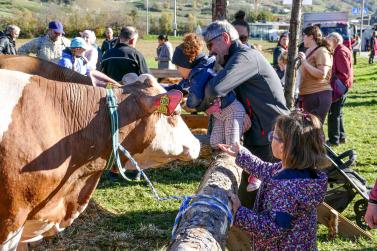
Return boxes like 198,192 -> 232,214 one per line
339,138 -> 347,144
246,179 -> 261,192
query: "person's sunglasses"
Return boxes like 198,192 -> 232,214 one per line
206,33 -> 222,51
268,131 -> 283,143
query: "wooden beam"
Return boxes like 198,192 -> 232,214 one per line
182,114 -> 209,130
317,202 -> 372,240
168,151 -> 243,250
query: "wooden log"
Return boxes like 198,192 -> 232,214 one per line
150,68 -> 181,78
168,151 -> 243,250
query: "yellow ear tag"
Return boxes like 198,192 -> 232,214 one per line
157,94 -> 169,114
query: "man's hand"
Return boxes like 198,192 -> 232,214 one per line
365,203 -> 377,229
228,192 -> 241,214
217,142 -> 241,157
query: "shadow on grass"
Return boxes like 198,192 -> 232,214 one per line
97,160 -> 208,189
345,99 -> 377,108
347,94 -> 377,99
36,200 -> 175,251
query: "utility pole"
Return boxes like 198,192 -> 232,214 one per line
284,0 -> 303,109
173,0 -> 177,36
360,0 -> 365,49
212,0 -> 227,21
146,0 -> 149,35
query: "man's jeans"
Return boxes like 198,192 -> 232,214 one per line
328,94 -> 347,144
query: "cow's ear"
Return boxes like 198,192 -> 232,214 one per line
138,74 -> 158,88
141,90 -> 183,116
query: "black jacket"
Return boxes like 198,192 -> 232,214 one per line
199,41 -> 289,146
101,37 -> 118,55
101,43 -> 149,81
0,35 -> 16,55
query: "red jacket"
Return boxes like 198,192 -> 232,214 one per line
332,44 -> 353,88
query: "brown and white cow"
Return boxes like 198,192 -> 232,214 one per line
0,70 -> 200,250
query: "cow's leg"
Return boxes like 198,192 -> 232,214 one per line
0,226 -> 24,251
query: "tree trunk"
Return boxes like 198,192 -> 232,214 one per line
284,0 -> 303,109
168,151 -> 243,250
212,0 -> 227,21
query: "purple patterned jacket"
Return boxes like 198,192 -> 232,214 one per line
234,147 -> 327,250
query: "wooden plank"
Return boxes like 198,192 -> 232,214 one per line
182,114 -> 209,129
150,68 -> 181,78
317,202 -> 372,240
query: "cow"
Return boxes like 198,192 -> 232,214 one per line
0,55 -> 119,87
0,69 -> 200,251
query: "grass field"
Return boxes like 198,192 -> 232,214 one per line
20,40 -> 377,250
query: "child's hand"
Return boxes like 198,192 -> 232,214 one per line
217,142 -> 241,157
228,192 -> 241,214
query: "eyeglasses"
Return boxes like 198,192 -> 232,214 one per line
206,33 -> 222,51
268,131 -> 283,143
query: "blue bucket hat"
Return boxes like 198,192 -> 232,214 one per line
48,20 -> 64,34
70,37 -> 89,50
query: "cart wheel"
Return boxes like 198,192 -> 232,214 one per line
354,199 -> 370,230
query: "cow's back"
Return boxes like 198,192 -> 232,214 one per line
0,55 -> 92,84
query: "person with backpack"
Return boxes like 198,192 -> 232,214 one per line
325,32 -> 353,146
18,20 -> 70,64
0,25 -> 20,55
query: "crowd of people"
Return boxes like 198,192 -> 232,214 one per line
1,11 -> 377,249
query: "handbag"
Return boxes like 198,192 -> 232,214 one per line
331,75 -> 348,102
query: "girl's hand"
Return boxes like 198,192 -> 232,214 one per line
217,142 -> 241,157
228,192 -> 241,214
365,203 -> 377,229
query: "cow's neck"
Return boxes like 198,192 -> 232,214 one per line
45,79 -> 152,169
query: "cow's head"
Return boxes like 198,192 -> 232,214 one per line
119,74 -> 200,169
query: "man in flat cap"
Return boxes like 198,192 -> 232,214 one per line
18,20 -> 70,64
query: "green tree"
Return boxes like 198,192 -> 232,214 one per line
257,10 -> 276,22
185,13 -> 197,33
129,9 -> 138,25
159,12 -> 173,34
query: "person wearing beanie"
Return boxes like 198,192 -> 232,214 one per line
167,33 -> 247,150
58,37 -> 90,75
